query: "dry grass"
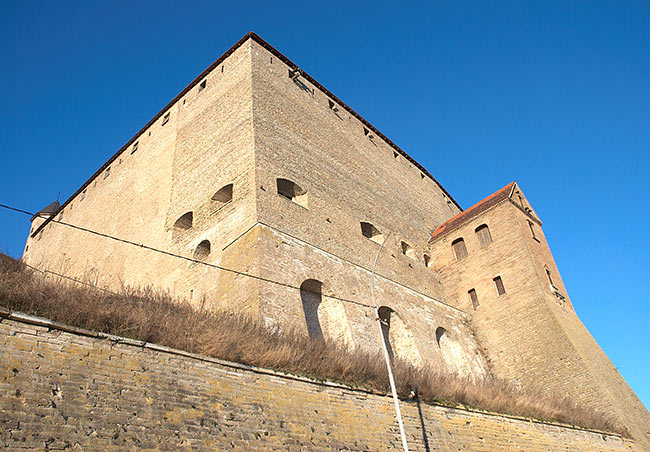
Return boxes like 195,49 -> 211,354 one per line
0,253 -> 626,436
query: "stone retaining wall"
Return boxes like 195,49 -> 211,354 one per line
0,312 -> 640,451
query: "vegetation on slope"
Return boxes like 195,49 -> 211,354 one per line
0,253 -> 626,436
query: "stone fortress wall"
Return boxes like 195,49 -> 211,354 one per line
23,34 -> 489,379
1,312 -> 642,452
21,32 -> 650,447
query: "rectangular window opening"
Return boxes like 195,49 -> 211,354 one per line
528,221 -> 539,241
494,276 -> 506,295
199,79 -> 207,92
131,142 -> 139,154
162,112 -> 170,126
469,289 -> 479,310
546,268 -> 558,290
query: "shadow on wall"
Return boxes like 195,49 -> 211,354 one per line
300,279 -> 354,346
378,306 -> 423,368
436,326 -> 477,379
300,279 -> 323,341
299,283 -> 482,380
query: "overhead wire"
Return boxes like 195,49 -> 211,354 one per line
0,203 -> 370,309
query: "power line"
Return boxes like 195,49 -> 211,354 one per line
1,203 -> 370,309
21,261 -> 118,295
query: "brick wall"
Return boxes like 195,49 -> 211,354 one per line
428,188 -> 650,448
1,312 -> 640,452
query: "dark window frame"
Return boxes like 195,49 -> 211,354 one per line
475,224 -> 493,247
493,276 -> 506,295
452,237 -> 468,260
468,289 -> 479,309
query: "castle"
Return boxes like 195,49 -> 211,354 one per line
22,32 -> 650,447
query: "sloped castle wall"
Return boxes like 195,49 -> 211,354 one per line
1,313 -> 640,452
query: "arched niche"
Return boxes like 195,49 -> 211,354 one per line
377,306 -> 422,367
436,326 -> 472,378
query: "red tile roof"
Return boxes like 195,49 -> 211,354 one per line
429,182 -> 515,242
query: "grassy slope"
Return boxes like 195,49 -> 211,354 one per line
0,253 -> 625,435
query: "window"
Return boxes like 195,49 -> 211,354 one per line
528,221 -> 539,241
468,289 -> 479,309
173,212 -> 193,238
300,279 -> 323,341
546,268 -> 557,289
131,142 -> 139,154
360,222 -> 384,245
475,224 -> 492,247
193,240 -> 210,260
423,254 -> 432,267
199,79 -> 207,92
452,238 -> 468,260
401,241 -> 416,259
162,112 -> 170,126
104,167 -> 111,179
211,183 -> 233,208
276,178 -> 308,208
80,189 -> 86,201
393,151 -> 399,159
493,276 -> 506,295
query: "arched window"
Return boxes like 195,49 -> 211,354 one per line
401,241 -> 416,259
378,306 -> 395,360
173,212 -> 193,239
211,183 -> 233,207
452,237 -> 468,260
360,222 -> 384,244
276,178 -> 308,208
423,254 -> 433,268
475,224 -> 492,247
300,279 -> 323,341
193,240 -> 211,261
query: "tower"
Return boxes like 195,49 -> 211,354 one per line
428,181 -> 650,446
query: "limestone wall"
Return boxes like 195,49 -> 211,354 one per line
256,225 -> 487,378
22,42 -> 259,307
250,39 -> 454,298
1,313 -> 639,452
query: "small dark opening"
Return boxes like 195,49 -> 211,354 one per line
494,276 -> 506,295
194,240 -> 211,261
468,289 -> 479,309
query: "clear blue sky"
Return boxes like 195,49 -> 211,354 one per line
1,1 -> 648,409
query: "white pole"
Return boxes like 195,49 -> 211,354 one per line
370,233 -> 410,452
